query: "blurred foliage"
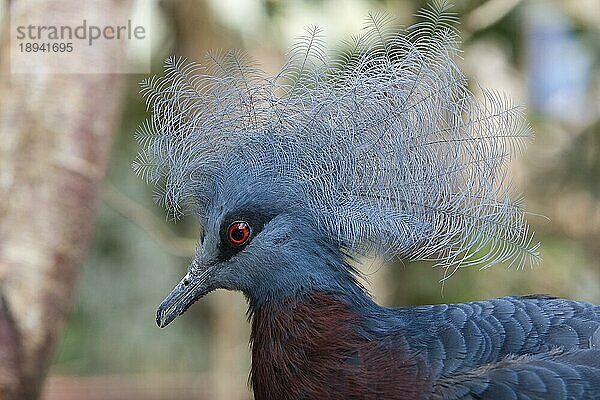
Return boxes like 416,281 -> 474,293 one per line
49,0 -> 599,382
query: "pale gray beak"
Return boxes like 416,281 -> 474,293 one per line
156,267 -> 215,328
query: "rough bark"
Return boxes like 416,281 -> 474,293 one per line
0,1 -> 130,398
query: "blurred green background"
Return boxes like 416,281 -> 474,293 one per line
29,0 -> 600,398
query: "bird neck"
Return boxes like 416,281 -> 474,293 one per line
245,242 -> 375,311
248,291 -> 429,400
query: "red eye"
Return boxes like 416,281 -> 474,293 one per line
227,221 -> 252,246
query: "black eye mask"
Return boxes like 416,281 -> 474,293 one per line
217,207 -> 274,262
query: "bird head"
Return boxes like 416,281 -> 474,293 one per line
155,172 -> 361,328
136,4 -> 540,328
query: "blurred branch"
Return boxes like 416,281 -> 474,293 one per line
464,0 -> 523,38
102,184 -> 196,258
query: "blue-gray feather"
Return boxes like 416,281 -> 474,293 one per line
432,349 -> 600,399
374,296 -> 600,399
394,296 -> 600,376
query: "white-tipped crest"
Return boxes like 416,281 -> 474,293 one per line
134,1 -> 540,271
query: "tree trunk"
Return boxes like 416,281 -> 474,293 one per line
0,1 -> 130,398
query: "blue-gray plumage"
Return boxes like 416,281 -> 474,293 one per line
134,1 -> 600,399
395,296 -> 600,375
433,349 -> 600,399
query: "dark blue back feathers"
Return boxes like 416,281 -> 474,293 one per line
353,295 -> 600,399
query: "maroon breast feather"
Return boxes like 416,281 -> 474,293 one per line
249,292 -> 432,400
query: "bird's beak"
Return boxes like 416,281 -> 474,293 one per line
156,266 -> 215,328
